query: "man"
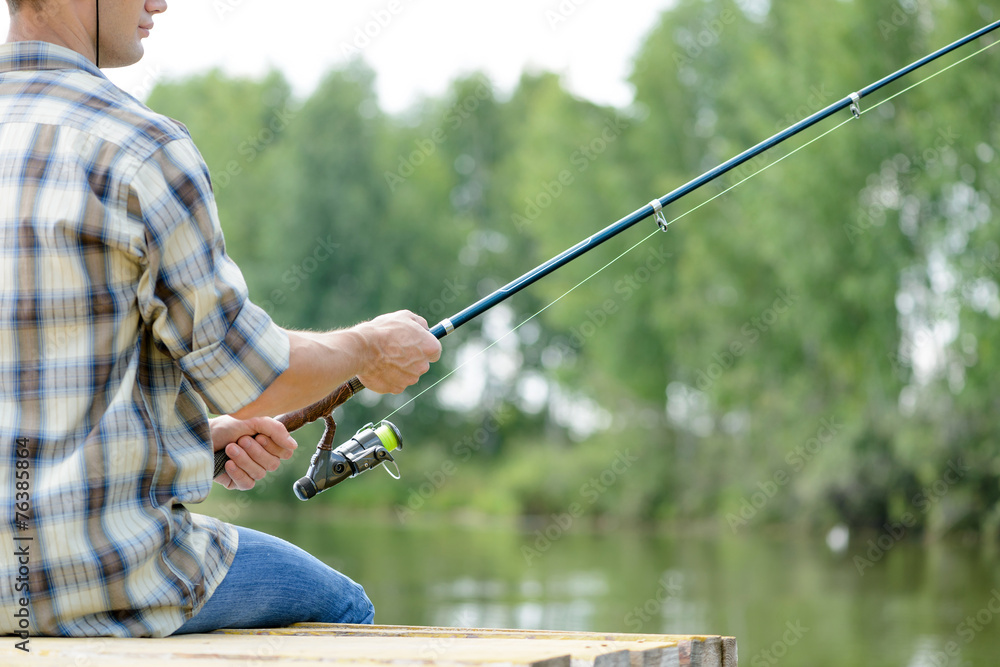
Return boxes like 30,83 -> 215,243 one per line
0,0 -> 442,638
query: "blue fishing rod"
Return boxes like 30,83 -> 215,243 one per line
213,19 -> 1000,499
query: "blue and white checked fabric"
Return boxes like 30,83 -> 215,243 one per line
0,41 -> 290,637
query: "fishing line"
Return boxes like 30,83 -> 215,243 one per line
95,0 -> 100,67
378,32 -> 1000,425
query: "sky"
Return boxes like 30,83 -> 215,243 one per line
2,0 -> 678,112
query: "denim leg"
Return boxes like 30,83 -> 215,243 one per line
172,525 -> 374,634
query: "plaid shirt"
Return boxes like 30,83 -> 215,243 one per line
0,42 -> 290,637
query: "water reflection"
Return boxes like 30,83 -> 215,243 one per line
248,514 -> 1000,667
429,572 -> 607,629
907,636 -> 948,667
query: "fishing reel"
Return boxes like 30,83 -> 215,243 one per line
292,420 -> 403,501
212,378 -> 406,500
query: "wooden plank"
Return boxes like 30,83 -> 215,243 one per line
681,635 -> 721,667
3,635 -> 641,667
221,623 -> 737,667
6,635 -> 572,666
250,622 -> 717,640
219,624 -> 687,666
7,653 -> 562,667
220,624 -> 734,666
1,624 -> 738,666
721,636 -> 738,667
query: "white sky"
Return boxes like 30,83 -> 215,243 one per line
2,0 -> 678,112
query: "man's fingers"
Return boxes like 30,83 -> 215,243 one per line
224,459 -> 254,491
232,434 -> 282,472
246,417 -> 298,453
226,442 -> 268,480
404,310 -> 429,328
254,433 -> 295,461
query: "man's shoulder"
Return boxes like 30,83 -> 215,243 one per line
65,68 -> 196,163
0,41 -> 195,164
94,82 -> 196,160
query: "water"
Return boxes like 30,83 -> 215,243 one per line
245,513 -> 1000,666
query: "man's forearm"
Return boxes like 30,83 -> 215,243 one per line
231,310 -> 442,420
232,329 -> 368,420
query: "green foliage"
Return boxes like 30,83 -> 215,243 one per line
153,1 -> 1000,537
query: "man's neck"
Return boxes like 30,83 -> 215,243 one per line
6,8 -> 97,64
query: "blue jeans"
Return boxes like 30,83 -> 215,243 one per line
172,526 -> 374,634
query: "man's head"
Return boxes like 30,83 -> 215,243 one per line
5,0 -> 167,68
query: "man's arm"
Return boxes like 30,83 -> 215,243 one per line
232,310 -> 442,421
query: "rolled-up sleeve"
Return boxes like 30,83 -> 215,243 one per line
133,138 -> 289,414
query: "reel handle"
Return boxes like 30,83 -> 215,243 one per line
212,377 -> 365,478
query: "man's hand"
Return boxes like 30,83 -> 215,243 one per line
355,310 -> 442,395
210,415 -> 298,490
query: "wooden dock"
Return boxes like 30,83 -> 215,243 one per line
3,624 -> 737,666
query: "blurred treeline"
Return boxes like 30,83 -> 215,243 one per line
148,0 -> 1000,539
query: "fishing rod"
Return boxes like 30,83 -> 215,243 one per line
214,19 -> 1000,500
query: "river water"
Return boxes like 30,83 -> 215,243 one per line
244,513 -> 1000,666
